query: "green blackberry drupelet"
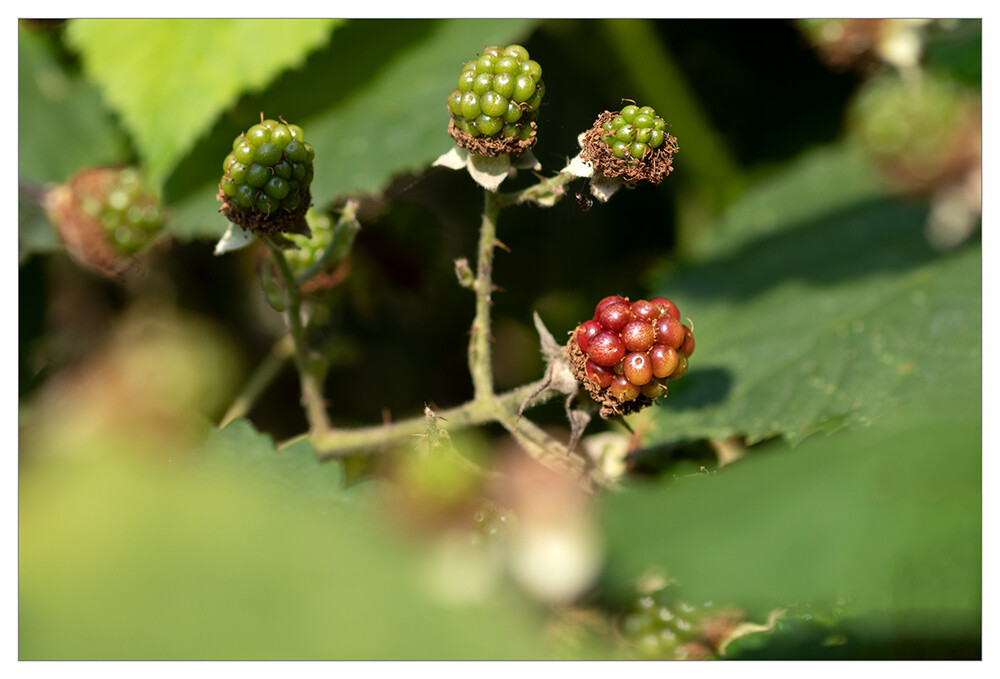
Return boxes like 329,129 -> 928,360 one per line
218,117 -> 314,236
446,44 -> 545,157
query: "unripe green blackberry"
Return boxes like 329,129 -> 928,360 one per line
45,166 -> 165,277
568,295 -> 693,418
447,44 -> 544,157
847,71 -> 981,196
581,103 -> 679,185
218,116 -> 314,236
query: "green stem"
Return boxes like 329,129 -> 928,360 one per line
261,235 -> 331,435
310,377 -> 560,458
219,334 -> 295,429
468,189 -> 501,402
495,169 -> 578,209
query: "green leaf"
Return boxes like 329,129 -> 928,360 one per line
65,19 -> 341,182
20,424 -> 552,659
600,415 -> 981,652
18,23 -> 130,184
199,418 -> 344,507
647,146 -> 981,445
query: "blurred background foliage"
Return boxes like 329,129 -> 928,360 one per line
19,18 -> 980,659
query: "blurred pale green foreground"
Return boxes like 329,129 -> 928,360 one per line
18,310 -> 551,660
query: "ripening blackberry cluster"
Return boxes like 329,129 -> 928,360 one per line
601,104 -> 670,161
219,117 -> 314,234
447,44 -> 544,151
571,295 -> 694,415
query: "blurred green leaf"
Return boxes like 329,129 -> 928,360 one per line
65,19 -> 341,182
647,146 -> 981,445
600,414 -> 981,649
18,22 -> 130,184
200,419 -> 344,508
19,432 -> 552,659
925,19 -> 981,86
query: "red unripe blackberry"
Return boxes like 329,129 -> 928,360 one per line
680,325 -> 696,357
576,319 -> 603,353
585,360 -> 614,389
649,344 -> 679,379
569,295 -> 694,418
598,301 -> 633,333
631,299 -> 661,322
668,354 -> 689,380
640,379 -> 668,399
654,315 -> 685,350
594,295 -> 629,319
587,331 -> 627,367
623,352 -> 653,386
621,320 -> 656,352
650,297 -> 681,320
610,375 -> 640,402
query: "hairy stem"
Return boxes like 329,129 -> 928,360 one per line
468,189 -> 502,402
495,168 -> 578,209
261,235 -> 331,434
310,377 -> 560,458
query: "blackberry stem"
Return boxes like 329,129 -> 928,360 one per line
261,234 -> 332,435
219,333 -> 294,429
468,188 -> 501,402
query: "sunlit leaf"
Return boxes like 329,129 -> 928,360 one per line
646,147 -> 981,446
18,23 -> 130,184
65,19 -> 341,181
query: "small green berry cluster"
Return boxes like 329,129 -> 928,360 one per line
618,584 -> 720,660
219,117 -> 314,234
284,210 -> 334,275
77,167 -> 164,256
447,44 -> 544,153
569,295 -> 694,418
601,104 -> 670,161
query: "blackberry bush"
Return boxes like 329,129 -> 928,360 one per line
446,44 -> 545,157
568,295 -> 694,418
218,116 -> 315,236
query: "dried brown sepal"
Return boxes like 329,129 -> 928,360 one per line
447,117 -> 538,159
218,186 -> 312,238
581,110 -> 679,185
566,333 -> 656,419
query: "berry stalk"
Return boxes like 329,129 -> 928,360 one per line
468,189 -> 502,402
261,234 -> 331,434
219,334 -> 295,429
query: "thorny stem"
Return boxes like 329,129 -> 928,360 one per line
309,176 -> 607,492
310,376 -> 561,458
261,234 -> 332,435
468,189 -> 501,402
